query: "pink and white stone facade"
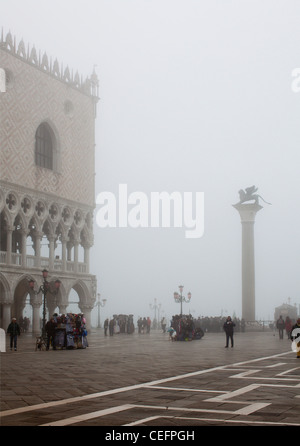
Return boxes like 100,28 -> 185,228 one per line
0,31 -> 99,332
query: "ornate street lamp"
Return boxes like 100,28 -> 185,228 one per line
97,293 -> 107,328
173,285 -> 191,316
28,269 -> 61,340
149,298 -> 161,329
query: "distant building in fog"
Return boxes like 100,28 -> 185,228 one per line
274,302 -> 298,323
0,30 -> 99,332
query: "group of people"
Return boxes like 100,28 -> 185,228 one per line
5,311 -> 300,358
276,316 -> 300,358
196,316 -> 246,333
18,316 -> 30,333
137,317 -> 151,334
103,314 -> 135,336
276,316 -> 300,359
45,313 -> 88,350
168,314 -> 205,341
276,315 -> 298,340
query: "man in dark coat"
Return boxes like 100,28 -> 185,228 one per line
276,315 -> 285,339
104,318 -> 109,336
45,317 -> 57,350
7,318 -> 21,351
223,316 -> 235,348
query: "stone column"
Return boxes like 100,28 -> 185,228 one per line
233,203 -> 262,322
21,229 -> 29,267
67,241 -> 72,261
30,294 -> 42,334
2,302 -> 11,331
34,231 -> 43,268
6,226 -> 14,265
47,299 -> 56,319
79,304 -> 93,332
73,239 -> 79,274
61,237 -> 68,272
59,304 -> 68,315
83,243 -> 90,274
48,235 -> 55,271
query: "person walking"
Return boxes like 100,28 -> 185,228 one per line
291,318 -> 300,359
223,316 -> 235,348
7,318 -> 21,351
276,315 -> 285,339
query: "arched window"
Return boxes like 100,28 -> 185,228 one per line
35,123 -> 54,169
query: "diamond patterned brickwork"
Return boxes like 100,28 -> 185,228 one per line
0,48 -> 97,208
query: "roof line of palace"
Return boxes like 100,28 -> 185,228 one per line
0,29 -> 99,98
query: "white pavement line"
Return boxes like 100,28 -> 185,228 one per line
125,416 -> 162,426
144,385 -> 229,394
229,370 -> 260,379
230,372 -> 300,382
130,404 -> 238,415
276,367 -> 300,376
126,415 -> 300,427
44,403 -> 238,427
205,384 -> 260,402
265,363 -> 286,368
232,351 -> 293,367
234,402 -> 270,415
0,350 -> 292,419
260,383 -> 300,388
0,365 -> 227,418
40,404 -> 134,426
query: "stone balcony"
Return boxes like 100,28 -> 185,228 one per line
0,251 -> 88,274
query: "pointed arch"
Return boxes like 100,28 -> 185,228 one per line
70,279 -> 90,305
0,271 -> 12,301
35,121 -> 61,172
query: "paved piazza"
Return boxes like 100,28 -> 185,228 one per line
1,330 -> 300,428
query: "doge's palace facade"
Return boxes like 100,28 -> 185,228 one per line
0,31 -> 99,332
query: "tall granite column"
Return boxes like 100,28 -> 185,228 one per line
233,203 -> 262,322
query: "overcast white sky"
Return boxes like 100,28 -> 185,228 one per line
2,0 -> 300,324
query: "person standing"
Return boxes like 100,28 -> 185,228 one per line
137,318 -> 142,334
7,318 -> 21,351
276,315 -> 285,339
45,317 -> 57,350
285,316 -> 292,340
223,316 -> 235,348
146,317 -> 151,334
109,318 -> 115,336
104,318 -> 109,336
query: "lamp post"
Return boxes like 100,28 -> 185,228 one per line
173,285 -> 191,316
97,293 -> 107,328
149,298 -> 161,329
28,269 -> 61,340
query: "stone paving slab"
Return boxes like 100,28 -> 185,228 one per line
1,329 -> 299,429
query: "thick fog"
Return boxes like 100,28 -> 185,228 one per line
2,0 -> 300,325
